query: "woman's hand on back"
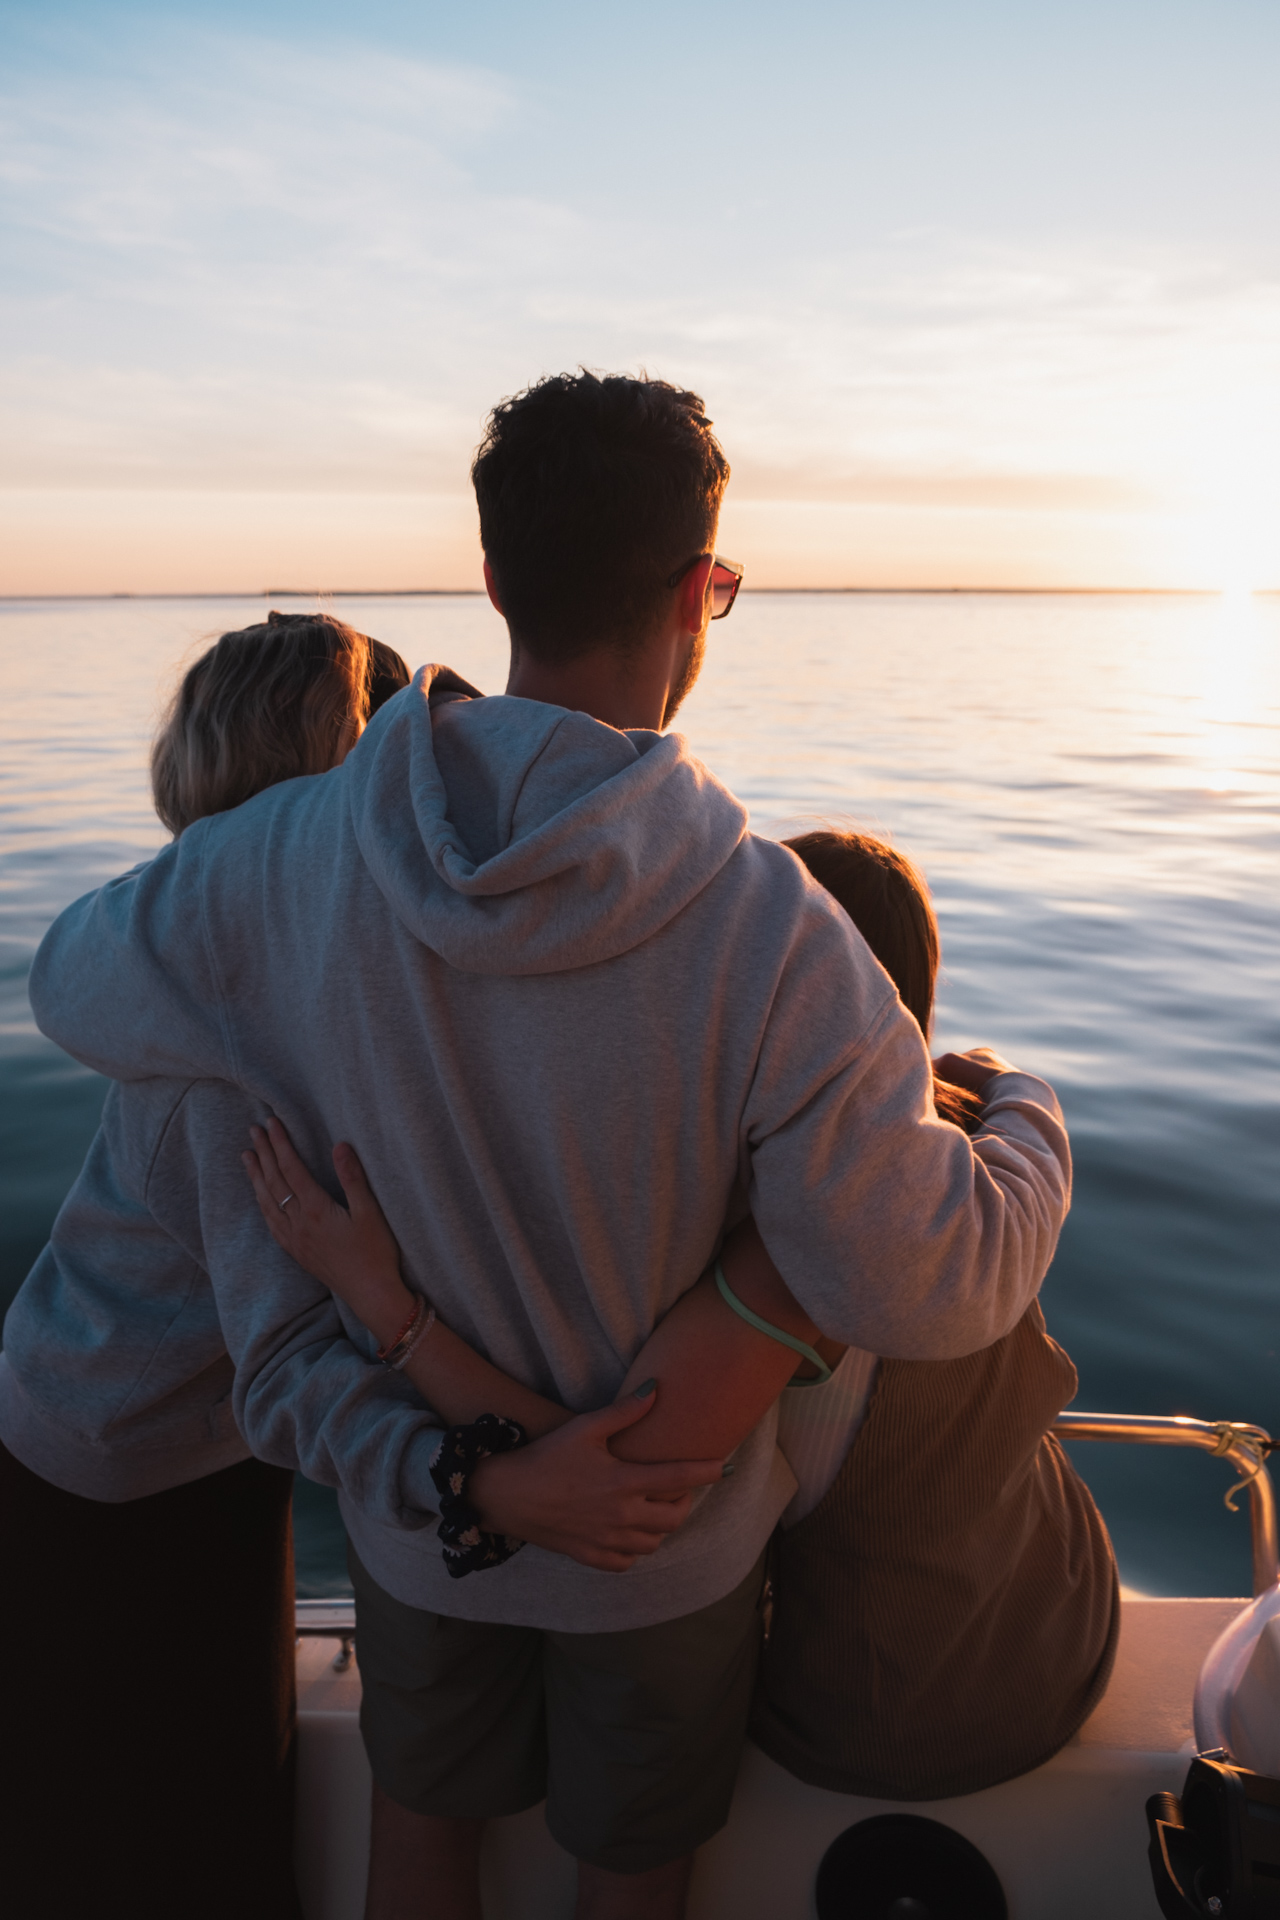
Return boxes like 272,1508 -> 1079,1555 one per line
241,1118 -> 415,1346
931,1045 -> 1014,1097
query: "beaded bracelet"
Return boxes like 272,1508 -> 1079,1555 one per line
377,1295 -> 436,1371
428,1413 -> 528,1578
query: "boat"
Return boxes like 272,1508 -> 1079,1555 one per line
292,1411 -> 1280,1919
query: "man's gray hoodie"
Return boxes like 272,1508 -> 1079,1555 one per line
10,669 -> 1071,1630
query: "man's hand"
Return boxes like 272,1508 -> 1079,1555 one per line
931,1045 -> 1015,1098
469,1386 -> 728,1574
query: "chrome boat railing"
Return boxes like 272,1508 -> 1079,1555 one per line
296,1596 -> 356,1669
1053,1411 -> 1279,1597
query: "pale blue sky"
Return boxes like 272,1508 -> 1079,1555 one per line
3,1 -> 1279,589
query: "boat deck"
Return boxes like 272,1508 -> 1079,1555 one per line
294,1594 -> 1245,1919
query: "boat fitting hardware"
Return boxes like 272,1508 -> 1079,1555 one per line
1146,1752 -> 1280,1919
1053,1412 -> 1279,1598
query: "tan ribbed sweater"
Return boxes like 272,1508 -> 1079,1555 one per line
750,1301 -> 1118,1799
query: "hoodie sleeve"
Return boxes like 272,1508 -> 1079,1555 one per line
744,900 -> 1071,1360
28,828 -> 231,1082
145,1078 -> 446,1527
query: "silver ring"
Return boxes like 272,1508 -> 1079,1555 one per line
279,1194 -> 295,1211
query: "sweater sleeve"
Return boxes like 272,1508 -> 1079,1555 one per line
745,902 -> 1071,1360
145,1078 -> 446,1528
28,828 -> 231,1082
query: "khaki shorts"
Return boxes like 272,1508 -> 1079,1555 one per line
348,1543 -> 767,1874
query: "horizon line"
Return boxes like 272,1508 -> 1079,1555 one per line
4,585 -> 1276,604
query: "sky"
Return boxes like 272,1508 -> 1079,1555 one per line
2,0 -> 1280,593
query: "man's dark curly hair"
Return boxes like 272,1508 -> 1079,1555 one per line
471,370 -> 730,663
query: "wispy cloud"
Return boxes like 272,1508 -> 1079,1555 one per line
2,19 -> 1279,584
0,27 -> 570,483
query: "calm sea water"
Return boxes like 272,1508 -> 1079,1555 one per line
2,591 -> 1277,1597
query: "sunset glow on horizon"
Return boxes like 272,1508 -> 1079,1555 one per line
3,1 -> 1279,596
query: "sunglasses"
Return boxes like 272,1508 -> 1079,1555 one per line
666,553 -> 745,620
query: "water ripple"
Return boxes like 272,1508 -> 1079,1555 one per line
2,590 -> 1277,1595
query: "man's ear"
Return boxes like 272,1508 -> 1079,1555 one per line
483,558 -> 505,615
676,555 -> 715,633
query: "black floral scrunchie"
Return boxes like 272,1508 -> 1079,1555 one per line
428,1413 -> 528,1579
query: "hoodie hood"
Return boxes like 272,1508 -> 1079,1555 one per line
344,664 -> 749,976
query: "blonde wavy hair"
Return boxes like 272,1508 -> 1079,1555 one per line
151,611 -> 403,836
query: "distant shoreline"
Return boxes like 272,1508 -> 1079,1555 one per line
3,586 -> 1272,604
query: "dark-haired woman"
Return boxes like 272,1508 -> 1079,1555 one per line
0,614 -> 411,1918
247,827 -> 1118,1805
752,834 -> 1118,1798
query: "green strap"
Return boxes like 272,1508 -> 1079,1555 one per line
714,1262 -> 832,1386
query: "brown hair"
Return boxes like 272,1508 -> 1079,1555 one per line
151,611 -> 409,836
784,829 -> 983,1134
471,370 -> 730,662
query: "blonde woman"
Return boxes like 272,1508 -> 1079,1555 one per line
0,613 -> 407,1920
